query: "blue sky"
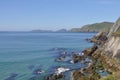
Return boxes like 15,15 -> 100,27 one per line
0,0 -> 120,31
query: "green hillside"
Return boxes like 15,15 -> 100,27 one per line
70,22 -> 114,32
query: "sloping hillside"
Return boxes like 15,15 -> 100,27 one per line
70,22 -> 114,32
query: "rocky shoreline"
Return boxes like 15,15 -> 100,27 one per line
44,50 -> 93,80
71,45 -> 109,80
72,18 -> 120,80
44,34 -> 116,80
44,18 -> 120,80
44,45 -> 111,80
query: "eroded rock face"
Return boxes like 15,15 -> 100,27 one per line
104,18 -> 120,61
107,17 -> 120,38
83,45 -> 98,56
87,18 -> 120,60
86,31 -> 108,46
115,49 -> 120,61
105,36 -> 120,59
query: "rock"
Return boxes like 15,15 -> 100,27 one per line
5,73 -> 18,80
60,51 -> 67,55
80,68 -> 87,74
83,45 -> 98,56
72,70 -> 85,80
72,53 -> 85,63
44,73 -> 65,80
72,17 -> 120,80
32,69 -> 44,75
55,57 -> 65,62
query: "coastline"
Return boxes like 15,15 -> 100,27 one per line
71,24 -> 120,80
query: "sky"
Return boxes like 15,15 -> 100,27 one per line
0,0 -> 120,31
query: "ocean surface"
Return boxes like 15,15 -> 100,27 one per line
0,32 -> 96,80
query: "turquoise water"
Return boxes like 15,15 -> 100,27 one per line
0,32 -> 95,80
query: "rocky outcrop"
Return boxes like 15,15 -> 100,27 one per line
72,17 -> 120,80
86,32 -> 108,46
72,63 -> 101,80
87,17 -> 120,63
105,36 -> 120,60
45,73 -> 65,80
107,17 -> 120,38
72,53 -> 85,63
104,17 -> 120,61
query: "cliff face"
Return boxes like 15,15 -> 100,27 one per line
105,37 -> 120,59
72,18 -> 120,80
105,18 -> 120,61
107,18 -> 120,38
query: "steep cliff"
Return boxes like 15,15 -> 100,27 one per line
107,18 -> 120,38
92,18 -> 120,79
72,18 -> 120,80
105,17 -> 120,61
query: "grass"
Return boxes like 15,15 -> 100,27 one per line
104,75 -> 117,80
113,30 -> 120,36
70,22 -> 114,32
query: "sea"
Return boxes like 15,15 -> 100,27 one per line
0,32 -> 96,80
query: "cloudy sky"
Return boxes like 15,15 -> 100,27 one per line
0,0 -> 120,31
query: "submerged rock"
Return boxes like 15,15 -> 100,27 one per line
28,65 -> 35,70
52,48 -> 66,51
60,51 -> 67,55
55,51 -> 71,62
55,56 -> 65,62
32,69 -> 44,75
4,73 -> 18,80
28,76 -> 36,80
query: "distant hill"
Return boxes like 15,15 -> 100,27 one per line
55,29 -> 68,32
30,22 -> 114,33
70,22 -> 114,32
30,30 -> 53,32
30,29 -> 68,33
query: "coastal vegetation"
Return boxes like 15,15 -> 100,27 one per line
113,30 -> 120,36
70,22 -> 114,32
